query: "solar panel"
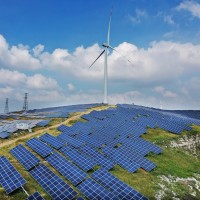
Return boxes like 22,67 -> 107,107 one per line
92,168 -> 148,200
46,153 -> 87,186
37,120 -> 50,127
57,133 -> 85,148
30,164 -> 78,200
10,144 -> 40,170
26,138 -> 53,158
0,156 -> 26,194
102,147 -> 140,173
40,133 -> 64,149
115,145 -> 156,172
0,131 -> 10,139
77,197 -> 85,200
26,191 -> 45,200
59,146 -> 96,172
76,178 -> 118,200
79,145 -> 115,170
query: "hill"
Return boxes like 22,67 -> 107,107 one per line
0,104 -> 199,200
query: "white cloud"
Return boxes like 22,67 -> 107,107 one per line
184,77 -> 200,93
154,86 -> 165,94
164,15 -> 175,25
0,69 -> 65,112
62,90 -> 142,105
67,83 -> 75,92
0,86 -> 13,95
128,9 -> 147,24
0,69 -> 62,112
31,90 -> 65,103
1,34 -> 200,85
26,74 -> 59,90
0,69 -> 27,86
163,90 -> 177,98
0,69 -> 59,90
108,91 -> 141,104
163,31 -> 175,38
153,86 -> 178,98
1,34 -> 200,110
177,0 -> 200,19
41,41 -> 200,84
33,44 -> 44,57
0,34 -> 41,70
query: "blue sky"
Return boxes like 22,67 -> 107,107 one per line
0,0 -> 200,111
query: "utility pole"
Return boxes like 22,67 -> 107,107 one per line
22,93 -> 28,112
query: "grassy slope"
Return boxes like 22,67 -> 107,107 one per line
111,127 -> 200,199
0,108 -> 200,200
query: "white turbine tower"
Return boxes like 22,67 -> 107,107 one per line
89,10 -> 133,104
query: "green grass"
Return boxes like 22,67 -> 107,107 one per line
48,118 -> 66,126
142,128 -> 179,145
0,113 -> 199,200
67,118 -> 87,126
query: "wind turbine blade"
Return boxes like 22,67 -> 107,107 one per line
89,49 -> 105,68
109,45 -> 134,65
107,7 -> 113,46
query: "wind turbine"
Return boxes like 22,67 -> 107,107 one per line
89,10 -> 133,104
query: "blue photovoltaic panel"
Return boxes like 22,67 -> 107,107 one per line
92,168 -> 148,200
102,147 -> 140,173
37,120 -> 50,127
46,153 -> 87,186
30,164 -> 78,200
0,131 -> 10,139
10,144 -> 40,171
26,138 -> 53,158
59,146 -> 96,172
40,133 -> 64,149
79,145 -> 115,170
115,145 -> 156,172
26,191 -> 45,200
0,156 -> 26,194
77,197 -> 85,200
77,178 -> 118,200
57,133 -> 85,148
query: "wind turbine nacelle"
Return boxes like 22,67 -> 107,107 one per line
102,43 -> 109,48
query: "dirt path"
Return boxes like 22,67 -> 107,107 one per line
0,113 -> 83,148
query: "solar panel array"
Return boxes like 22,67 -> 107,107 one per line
40,133 -> 64,149
92,168 -> 148,200
46,152 -> 87,186
0,122 -> 17,134
26,138 -> 53,158
102,146 -> 140,173
0,115 -> 7,119
30,164 -> 78,200
0,156 -> 26,194
10,144 -> 40,170
36,120 -> 51,127
77,178 -> 118,200
53,103 -> 200,174
0,119 -> 46,139
57,133 -> 85,147
27,103 -> 101,118
3,103 -> 200,199
0,131 -> 10,138
79,144 -> 115,170
59,145 -> 96,171
26,191 -> 45,200
56,112 -> 161,172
